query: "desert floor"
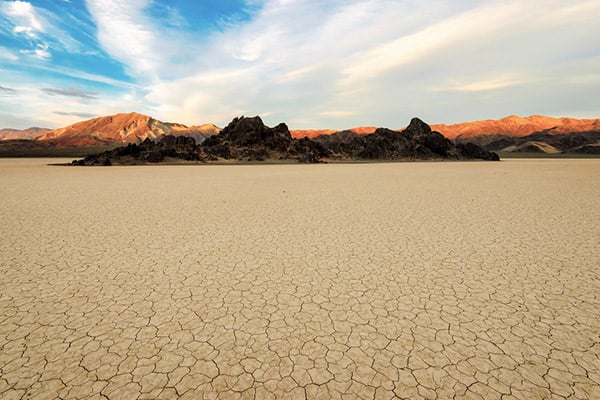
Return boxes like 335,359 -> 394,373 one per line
1,158 -> 599,399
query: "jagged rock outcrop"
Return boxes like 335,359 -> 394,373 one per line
324,118 -> 497,161
72,135 -> 200,165
201,116 -> 330,162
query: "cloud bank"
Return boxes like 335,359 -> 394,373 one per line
1,0 -> 599,129
127,0 -> 600,128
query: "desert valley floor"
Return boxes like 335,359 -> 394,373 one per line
1,158 -> 599,399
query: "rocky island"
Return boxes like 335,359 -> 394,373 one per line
71,116 -> 499,165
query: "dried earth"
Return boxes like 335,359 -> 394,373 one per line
1,158 -> 599,399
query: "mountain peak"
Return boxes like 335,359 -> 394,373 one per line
404,117 -> 432,136
217,116 -> 291,146
34,112 -> 218,147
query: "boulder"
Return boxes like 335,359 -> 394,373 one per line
456,142 -> 500,161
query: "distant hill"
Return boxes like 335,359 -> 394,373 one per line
480,130 -> 600,155
0,127 -> 51,140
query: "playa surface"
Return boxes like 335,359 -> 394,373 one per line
1,158 -> 599,399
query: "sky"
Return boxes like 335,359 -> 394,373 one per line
0,0 -> 599,130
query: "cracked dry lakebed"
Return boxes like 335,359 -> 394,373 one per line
1,158 -> 599,400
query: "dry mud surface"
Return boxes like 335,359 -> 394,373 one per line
1,158 -> 599,399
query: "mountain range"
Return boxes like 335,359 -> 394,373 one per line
72,116 -> 499,165
292,115 -> 600,155
1,113 -> 599,156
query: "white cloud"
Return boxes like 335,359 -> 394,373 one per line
31,44 -> 52,60
22,43 -> 50,60
85,0 -> 176,81
338,2 -> 530,89
1,0 -> 43,38
19,43 -> 50,60
146,1 -> 600,127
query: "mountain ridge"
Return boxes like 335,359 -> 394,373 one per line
431,115 -> 600,139
72,116 -> 499,165
3,114 -> 598,143
289,115 -> 600,140
2,113 -> 598,156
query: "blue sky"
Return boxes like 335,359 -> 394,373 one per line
1,0 -> 599,129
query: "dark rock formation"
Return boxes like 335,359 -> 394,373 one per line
313,130 -> 360,145
201,116 -> 330,162
325,118 -> 497,161
455,142 -> 501,161
72,116 -> 500,165
215,116 -> 291,148
573,144 -> 600,154
72,135 -> 201,165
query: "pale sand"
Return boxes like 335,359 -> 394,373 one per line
1,158 -> 599,399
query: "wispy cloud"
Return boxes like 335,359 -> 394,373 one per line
1,0 -> 53,60
53,110 -> 97,118
319,111 -> 356,118
0,79 -> 152,129
431,75 -> 528,92
31,63 -> 139,89
338,3 -> 529,90
0,45 -> 19,60
150,3 -> 186,28
0,85 -> 17,96
20,43 -> 50,59
1,0 -> 91,60
41,86 -> 98,100
85,0 -> 161,80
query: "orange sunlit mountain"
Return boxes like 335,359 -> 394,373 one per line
430,115 -> 600,139
290,116 -> 600,140
35,112 -> 220,147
